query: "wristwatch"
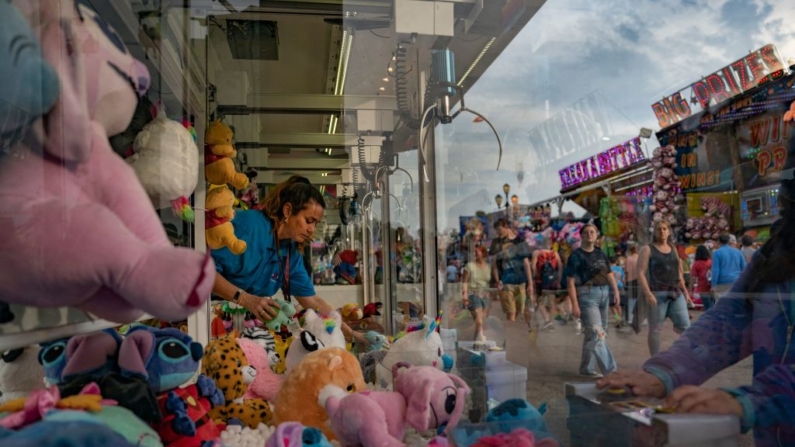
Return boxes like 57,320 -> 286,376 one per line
232,288 -> 244,304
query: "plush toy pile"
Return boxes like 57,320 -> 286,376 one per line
684,196 -> 731,242
649,145 -> 683,231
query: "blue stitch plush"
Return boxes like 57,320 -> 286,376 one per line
38,329 -> 123,385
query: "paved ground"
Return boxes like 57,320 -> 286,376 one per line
446,306 -> 755,446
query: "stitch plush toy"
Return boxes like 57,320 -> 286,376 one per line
39,329 -> 123,386
204,120 -> 249,190
274,348 -> 367,441
284,310 -> 346,374
118,327 -> 225,447
202,336 -> 274,429
0,0 -> 216,324
128,103 -> 199,222
205,185 -> 247,254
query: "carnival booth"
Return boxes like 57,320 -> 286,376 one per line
652,44 -> 795,245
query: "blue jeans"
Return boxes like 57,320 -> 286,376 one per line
577,285 -> 617,375
648,292 -> 691,356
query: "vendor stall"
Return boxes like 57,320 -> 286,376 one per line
652,44 -> 795,243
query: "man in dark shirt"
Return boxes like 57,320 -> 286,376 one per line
489,218 -> 531,322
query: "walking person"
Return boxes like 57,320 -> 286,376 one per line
461,246 -> 490,341
489,218 -> 530,323
624,244 -> 640,326
565,224 -> 621,378
610,257 -> 626,329
689,245 -> 714,311
711,233 -> 746,299
637,221 -> 693,356
739,234 -> 756,264
525,236 -> 563,332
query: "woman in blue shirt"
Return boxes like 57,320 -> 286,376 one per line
212,176 -> 368,346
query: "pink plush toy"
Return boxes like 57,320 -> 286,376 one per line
0,0 -> 215,323
238,337 -> 284,403
319,362 -> 470,446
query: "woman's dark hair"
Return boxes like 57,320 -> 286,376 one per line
695,245 -> 711,261
261,175 -> 326,227
743,177 -> 795,294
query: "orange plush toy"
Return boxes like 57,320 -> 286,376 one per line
273,347 -> 366,441
204,120 -> 249,190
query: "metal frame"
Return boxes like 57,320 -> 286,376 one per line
217,94 -> 397,115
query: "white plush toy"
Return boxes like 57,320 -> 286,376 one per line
128,103 -> 199,221
284,309 -> 346,374
0,346 -> 44,404
378,315 -> 446,385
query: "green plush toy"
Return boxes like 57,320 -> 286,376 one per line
264,298 -> 297,331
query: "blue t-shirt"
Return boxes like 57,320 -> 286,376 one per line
611,266 -> 625,289
211,210 -> 316,298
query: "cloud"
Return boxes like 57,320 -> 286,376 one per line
430,0 -> 795,231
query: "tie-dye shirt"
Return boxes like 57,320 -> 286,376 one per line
643,251 -> 795,446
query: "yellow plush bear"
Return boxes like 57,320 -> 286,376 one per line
204,120 -> 249,190
205,185 -> 246,254
202,336 -> 274,428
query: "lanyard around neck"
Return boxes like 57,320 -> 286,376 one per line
275,234 -> 291,301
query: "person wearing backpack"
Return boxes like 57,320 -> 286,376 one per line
526,237 -> 563,332
689,245 -> 713,311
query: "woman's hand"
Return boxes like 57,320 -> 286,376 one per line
664,386 -> 743,417
240,293 -> 279,321
645,291 -> 658,307
596,370 -> 667,399
571,302 -> 581,319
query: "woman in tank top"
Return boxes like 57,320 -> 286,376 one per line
462,246 -> 491,341
637,220 -> 693,356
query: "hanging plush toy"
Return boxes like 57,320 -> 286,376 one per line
0,0 -> 216,323
128,102 -> 199,222
204,120 -> 249,190
205,185 -> 247,254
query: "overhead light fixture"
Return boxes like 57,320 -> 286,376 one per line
321,172 -> 328,177
379,87 -> 385,91
388,67 -> 393,73
602,136 -> 610,141
382,77 -> 389,82
325,27 -> 354,137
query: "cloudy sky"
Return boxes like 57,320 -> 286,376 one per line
429,0 -> 795,231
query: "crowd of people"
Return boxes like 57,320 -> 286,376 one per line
447,180 -> 793,444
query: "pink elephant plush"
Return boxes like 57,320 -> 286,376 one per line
0,0 -> 214,323
238,337 -> 284,403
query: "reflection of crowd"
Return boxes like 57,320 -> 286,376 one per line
449,195 -> 794,443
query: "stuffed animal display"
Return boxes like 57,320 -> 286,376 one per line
206,185 -> 247,254
0,0 -> 216,323
450,399 -> 560,447
274,347 -> 367,441
202,336 -> 274,428
204,120 -> 249,190
128,103 -> 199,222
284,310 -> 346,374
39,329 -> 123,386
240,328 -> 282,370
649,145 -> 682,231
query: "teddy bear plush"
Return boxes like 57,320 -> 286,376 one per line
204,120 -> 249,190
0,0 -> 215,324
284,310 -> 346,374
128,103 -> 199,222
202,336 -> 274,429
205,185 -> 247,254
274,347 -> 367,441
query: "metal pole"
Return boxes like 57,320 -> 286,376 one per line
380,177 -> 394,336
